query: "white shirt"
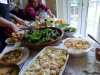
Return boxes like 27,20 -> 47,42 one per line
0,0 -> 8,4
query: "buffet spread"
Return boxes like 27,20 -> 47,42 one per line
0,18 -> 93,75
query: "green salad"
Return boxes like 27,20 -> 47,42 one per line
64,27 -> 76,32
55,24 -> 69,30
24,28 -> 61,44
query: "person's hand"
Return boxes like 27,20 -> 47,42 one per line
7,21 -> 25,33
51,14 -> 55,18
16,23 -> 25,28
17,19 -> 26,26
8,23 -> 20,32
10,13 -> 26,25
47,9 -> 55,18
35,16 -> 41,21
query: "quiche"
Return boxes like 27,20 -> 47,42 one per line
1,49 -> 22,64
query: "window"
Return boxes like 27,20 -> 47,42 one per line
66,0 -> 83,35
56,0 -> 100,38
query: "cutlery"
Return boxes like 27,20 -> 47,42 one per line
88,34 -> 100,45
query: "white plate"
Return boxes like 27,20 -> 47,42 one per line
64,32 -> 75,37
17,47 -> 29,65
0,47 -> 29,65
19,46 -> 69,75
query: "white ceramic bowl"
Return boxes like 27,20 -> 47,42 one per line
63,38 -> 92,56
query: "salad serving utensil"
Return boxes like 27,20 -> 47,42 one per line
88,34 -> 100,45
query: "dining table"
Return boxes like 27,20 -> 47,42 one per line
2,35 -> 100,75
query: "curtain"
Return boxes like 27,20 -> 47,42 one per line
97,17 -> 100,41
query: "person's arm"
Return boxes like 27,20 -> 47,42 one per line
41,4 -> 55,18
9,13 -> 25,25
0,17 -> 19,32
47,9 -> 55,18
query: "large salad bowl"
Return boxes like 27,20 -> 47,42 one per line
22,27 -> 64,49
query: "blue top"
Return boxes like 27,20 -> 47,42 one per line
0,3 -> 11,20
0,3 -> 11,52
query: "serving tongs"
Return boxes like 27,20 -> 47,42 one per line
88,34 -> 100,45
18,21 -> 35,32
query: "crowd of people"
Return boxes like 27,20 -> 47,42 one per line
0,0 -> 54,52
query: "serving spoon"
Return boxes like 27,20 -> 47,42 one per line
88,34 -> 100,45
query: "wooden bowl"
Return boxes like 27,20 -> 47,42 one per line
22,27 -> 64,49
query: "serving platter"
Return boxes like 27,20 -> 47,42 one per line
19,46 -> 69,75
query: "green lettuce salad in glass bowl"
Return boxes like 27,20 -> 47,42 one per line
64,26 -> 77,37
